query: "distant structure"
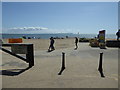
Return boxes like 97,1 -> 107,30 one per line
98,30 -> 106,49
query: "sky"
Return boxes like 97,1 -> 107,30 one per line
2,2 -> 118,34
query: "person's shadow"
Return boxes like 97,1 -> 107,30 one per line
0,66 -> 31,76
74,48 -> 78,50
47,49 -> 55,52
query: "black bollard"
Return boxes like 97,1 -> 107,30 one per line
58,52 -> 66,75
62,52 -> 65,70
98,52 -> 105,77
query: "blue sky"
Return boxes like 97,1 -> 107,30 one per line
2,2 -> 118,34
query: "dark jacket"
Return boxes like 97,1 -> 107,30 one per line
75,38 -> 78,43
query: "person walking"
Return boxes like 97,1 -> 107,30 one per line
116,29 -> 120,41
48,37 -> 55,52
74,37 -> 78,50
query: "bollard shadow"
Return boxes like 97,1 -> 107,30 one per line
58,67 -> 65,75
98,52 -> 105,78
0,66 -> 31,76
98,68 -> 105,78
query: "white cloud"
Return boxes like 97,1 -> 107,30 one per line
9,27 -> 48,30
3,27 -> 75,34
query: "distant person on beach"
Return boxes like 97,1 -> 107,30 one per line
0,39 -> 3,45
116,29 -> 120,41
48,37 -> 55,51
74,37 -> 78,50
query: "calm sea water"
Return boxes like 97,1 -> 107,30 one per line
1,33 -> 116,39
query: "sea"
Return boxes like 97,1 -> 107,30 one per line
1,33 -> 117,39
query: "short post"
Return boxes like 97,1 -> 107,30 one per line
62,52 -> 65,70
26,44 -> 34,67
58,52 -> 66,75
98,52 -> 105,77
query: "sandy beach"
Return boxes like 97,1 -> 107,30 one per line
1,38 -> 118,88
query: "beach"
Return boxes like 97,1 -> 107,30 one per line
1,38 -> 118,88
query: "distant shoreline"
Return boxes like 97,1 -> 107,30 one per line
1,33 -> 117,39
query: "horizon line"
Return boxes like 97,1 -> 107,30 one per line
0,33 -> 116,34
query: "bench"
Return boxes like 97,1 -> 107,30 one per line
1,43 -> 34,67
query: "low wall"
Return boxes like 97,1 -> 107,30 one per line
106,40 -> 120,48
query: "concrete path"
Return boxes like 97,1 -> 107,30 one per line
1,43 -> 118,88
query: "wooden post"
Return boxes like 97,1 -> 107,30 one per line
26,44 -> 34,67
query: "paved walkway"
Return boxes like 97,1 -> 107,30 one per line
1,43 -> 118,88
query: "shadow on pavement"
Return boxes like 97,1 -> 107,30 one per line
0,66 -> 31,76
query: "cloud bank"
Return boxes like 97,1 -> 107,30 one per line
9,27 -> 48,30
3,27 -> 71,34
3,27 -> 81,34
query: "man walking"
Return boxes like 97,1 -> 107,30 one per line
116,29 -> 120,41
74,37 -> 78,50
48,37 -> 55,52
